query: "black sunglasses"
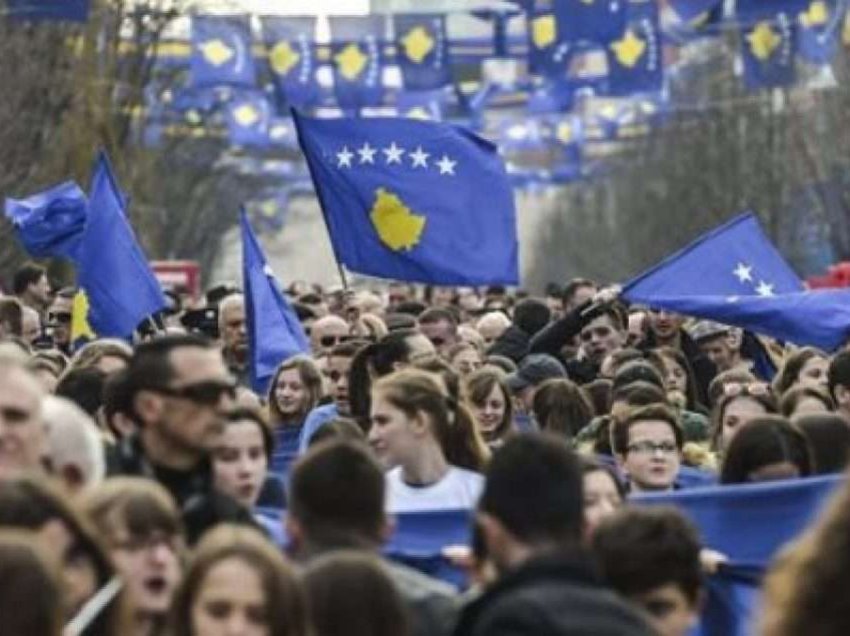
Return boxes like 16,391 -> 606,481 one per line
150,380 -> 237,406
320,334 -> 352,348
48,312 -> 72,325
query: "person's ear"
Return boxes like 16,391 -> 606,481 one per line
410,411 -> 429,436
133,390 -> 163,426
380,514 -> 396,544
835,385 -> 850,408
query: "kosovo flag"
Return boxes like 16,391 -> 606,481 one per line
292,111 -> 519,285
526,1 -> 563,76
796,0 -> 843,64
261,17 -> 321,109
740,14 -> 798,89
6,0 -> 88,21
330,16 -> 386,110
4,182 -> 88,259
668,0 -> 724,23
394,14 -> 452,90
555,0 -> 626,42
225,92 -> 272,148
607,0 -> 664,95
240,209 -> 309,395
191,15 -> 256,89
76,152 -> 167,338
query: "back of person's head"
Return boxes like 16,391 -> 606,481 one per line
0,530 -> 63,636
394,300 -> 427,317
12,261 -> 46,296
54,366 -> 107,418
611,381 -> 668,412
68,339 -> 133,374
513,298 -> 551,336
411,358 -> 489,471
169,525 -> 308,636
592,507 -> 702,628
42,395 -> 105,491
720,416 -> 812,484
707,368 -> 758,407
532,378 -> 595,438
612,360 -> 665,393
828,350 -> 850,400
794,413 -> 850,474
779,384 -> 835,418
289,440 -> 386,551
303,551 -> 411,636
759,473 -> 850,636
0,297 -> 23,336
583,379 -> 614,417
84,477 -> 183,544
478,434 -> 583,549
308,418 -> 367,447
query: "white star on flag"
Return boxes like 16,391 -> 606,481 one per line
358,143 -> 377,164
733,262 -> 753,283
436,155 -> 457,176
383,142 -> 404,165
756,281 -> 775,297
336,147 -> 354,168
410,146 -> 430,168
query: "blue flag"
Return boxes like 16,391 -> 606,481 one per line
6,0 -> 88,21
736,0 -> 806,89
293,111 -> 519,286
623,213 -> 804,298
621,213 -> 850,349
330,16 -> 386,111
697,564 -> 763,636
394,14 -> 452,90
4,182 -> 88,259
607,0 -> 664,95
76,153 -> 167,338
668,0 -> 724,23
395,88 -> 448,121
191,15 -> 256,89
240,209 -> 309,395
796,0 -> 844,64
225,92 -> 273,148
262,17 -> 321,109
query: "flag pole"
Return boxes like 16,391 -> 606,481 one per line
336,261 -> 350,292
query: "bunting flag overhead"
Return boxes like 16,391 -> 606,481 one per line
262,16 -> 321,109
394,14 -> 453,90
329,15 -> 386,111
190,15 -> 256,88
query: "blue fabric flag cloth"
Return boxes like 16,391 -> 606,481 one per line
225,92 -> 273,148
622,212 -> 850,349
635,474 -> 841,563
4,181 -> 88,259
240,209 -> 310,395
262,16 -> 321,109
668,0 -> 724,23
329,16 -> 386,111
394,14 -> 452,90
6,0 -> 89,21
76,153 -> 167,338
694,563 -> 763,636
795,0 -> 844,64
607,0 -> 664,96
292,111 -> 519,285
191,15 -> 256,89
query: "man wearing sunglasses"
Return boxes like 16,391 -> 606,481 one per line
310,315 -> 350,354
111,335 -> 254,542
47,288 -> 76,354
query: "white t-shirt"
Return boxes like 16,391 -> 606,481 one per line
386,466 -> 484,513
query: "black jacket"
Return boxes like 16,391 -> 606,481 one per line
453,552 -> 652,636
488,325 -> 533,364
529,301 -> 605,383
110,435 -> 258,545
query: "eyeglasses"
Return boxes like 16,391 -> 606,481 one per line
430,336 -> 446,347
320,334 -> 352,348
113,533 -> 179,554
626,441 -> 679,455
722,382 -> 771,398
150,379 -> 237,406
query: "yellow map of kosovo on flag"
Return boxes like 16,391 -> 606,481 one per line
71,289 -> 96,345
370,188 -> 426,251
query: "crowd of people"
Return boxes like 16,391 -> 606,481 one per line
1,260 -> 850,635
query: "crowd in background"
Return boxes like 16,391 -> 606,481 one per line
1,261 -> 850,635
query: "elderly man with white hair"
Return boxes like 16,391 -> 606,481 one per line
42,395 -> 106,492
476,311 -> 512,347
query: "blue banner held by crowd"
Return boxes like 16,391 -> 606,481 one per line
240,209 -> 310,395
292,110 -> 519,286
76,152 -> 167,338
4,181 -> 88,259
190,15 -> 256,89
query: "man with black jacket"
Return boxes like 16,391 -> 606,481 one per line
453,434 -> 652,636
109,334 -> 256,543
